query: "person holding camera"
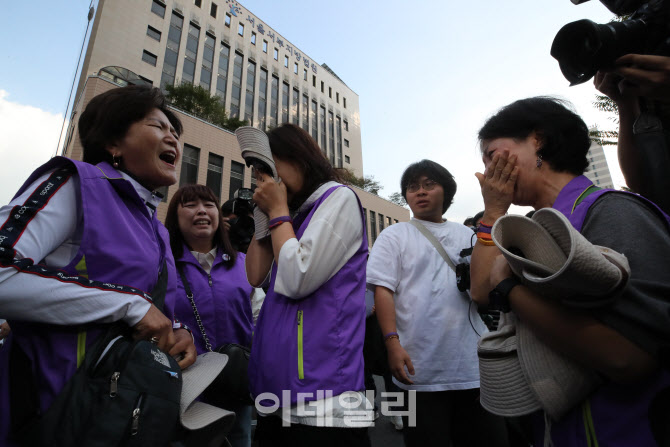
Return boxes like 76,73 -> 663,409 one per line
222,188 -> 256,254
471,96 -> 670,447
366,160 -> 507,447
166,184 -> 254,447
594,53 -> 670,215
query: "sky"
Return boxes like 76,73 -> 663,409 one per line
0,0 -> 623,222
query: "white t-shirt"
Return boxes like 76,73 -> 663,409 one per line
367,218 -> 486,392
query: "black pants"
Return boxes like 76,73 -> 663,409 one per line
401,388 -> 509,447
254,414 -> 371,447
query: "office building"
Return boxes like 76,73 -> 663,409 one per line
584,138 -> 614,189
63,0 -> 409,246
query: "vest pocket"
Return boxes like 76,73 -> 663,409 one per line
297,310 -> 304,380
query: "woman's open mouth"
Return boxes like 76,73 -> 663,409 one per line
159,151 -> 177,166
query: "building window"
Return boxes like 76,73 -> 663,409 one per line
142,50 -> 158,66
194,0 -> 202,7
294,62 -> 298,75
210,2 -> 217,18
200,33 -> 215,92
311,99 -> 318,142
284,55 -> 289,68
336,115 -> 342,167
302,94 -> 309,133
363,208 -> 369,242
343,97 -> 347,108
160,12 -> 183,89
182,23 -> 200,84
258,68 -> 268,130
245,59 -> 256,125
344,139 -> 349,147
370,211 -> 377,243
379,214 -> 385,233
312,75 -> 316,87
262,40 -> 268,53
394,219 -> 399,224
225,13 -> 231,26
292,88 -> 299,125
281,82 -> 289,123
387,217 -> 392,227
336,92 -> 339,103
269,75 -> 279,128
151,0 -> 166,18
230,51 -> 243,118
320,81 -> 324,93
273,48 -> 278,61
206,153 -> 224,199
238,23 -> 244,36
216,43 -> 230,103
328,111 -> 335,165
320,105 -> 326,157
147,25 -> 161,41
345,155 -> 350,164
344,119 -> 349,131
251,31 -> 256,45
328,86 -> 332,98
303,68 -> 307,81
180,144 -> 200,186
229,161 -> 245,200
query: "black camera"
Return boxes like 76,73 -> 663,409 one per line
551,0 -> 670,85
224,188 -> 255,253
456,262 -> 471,292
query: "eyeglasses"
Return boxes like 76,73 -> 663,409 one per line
406,179 -> 438,193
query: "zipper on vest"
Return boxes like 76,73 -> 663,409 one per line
297,310 -> 304,380
131,394 -> 144,436
110,371 -> 120,397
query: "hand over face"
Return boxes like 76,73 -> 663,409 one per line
252,172 -> 289,218
475,151 -> 518,220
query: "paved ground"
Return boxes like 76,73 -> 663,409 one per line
250,375 -> 405,446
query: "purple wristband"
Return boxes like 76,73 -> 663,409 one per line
384,331 -> 399,340
477,225 -> 491,234
268,215 -> 292,228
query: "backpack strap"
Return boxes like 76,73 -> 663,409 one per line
409,219 -> 457,273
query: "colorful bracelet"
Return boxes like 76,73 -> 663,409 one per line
477,237 -> 496,246
384,331 -> 399,341
478,220 -> 493,228
268,215 -> 292,230
476,232 -> 492,240
385,335 -> 400,342
476,226 -> 491,235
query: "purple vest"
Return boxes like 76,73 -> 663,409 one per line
174,246 -> 254,354
249,185 -> 368,407
1,157 -> 177,437
536,175 -> 670,447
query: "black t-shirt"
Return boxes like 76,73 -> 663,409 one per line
581,192 -> 670,360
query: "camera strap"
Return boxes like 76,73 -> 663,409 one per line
409,219 -> 457,273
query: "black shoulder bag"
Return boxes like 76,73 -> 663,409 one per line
11,261 -> 183,447
177,265 -> 253,408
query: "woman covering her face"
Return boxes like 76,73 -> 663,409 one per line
0,86 -> 196,445
245,124 -> 371,446
470,96 -> 670,447
165,184 -> 254,447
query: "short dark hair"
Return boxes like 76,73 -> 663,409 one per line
478,96 -> 590,176
165,184 -> 236,264
266,124 -> 341,210
400,159 -> 457,214
78,85 -> 183,166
